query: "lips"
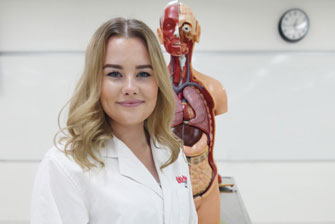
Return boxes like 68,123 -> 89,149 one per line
166,38 -> 181,47
172,41 -> 181,47
117,100 -> 144,107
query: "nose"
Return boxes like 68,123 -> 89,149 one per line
122,76 -> 139,95
173,24 -> 180,38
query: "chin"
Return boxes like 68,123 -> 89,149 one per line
168,49 -> 183,56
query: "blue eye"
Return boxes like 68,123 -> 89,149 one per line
137,72 -> 151,78
107,72 -> 121,77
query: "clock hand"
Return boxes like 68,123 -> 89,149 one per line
293,19 -> 302,31
296,21 -> 307,30
293,19 -> 298,28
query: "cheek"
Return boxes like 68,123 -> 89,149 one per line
150,86 -> 159,101
100,79 -> 117,113
99,92 -> 110,116
101,77 -> 118,97
146,83 -> 159,104
163,30 -> 174,39
180,31 -> 192,42
100,82 -> 109,105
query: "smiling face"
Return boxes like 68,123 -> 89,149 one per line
100,36 -> 158,130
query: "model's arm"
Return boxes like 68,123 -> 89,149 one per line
211,80 -> 227,115
31,152 -> 89,224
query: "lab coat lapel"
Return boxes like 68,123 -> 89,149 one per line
151,140 -> 173,220
104,137 -> 163,198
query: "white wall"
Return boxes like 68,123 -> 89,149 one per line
1,0 -> 335,223
2,0 -> 335,51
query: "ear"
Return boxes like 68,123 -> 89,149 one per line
157,28 -> 164,44
195,21 -> 201,43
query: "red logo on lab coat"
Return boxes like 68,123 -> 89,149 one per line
176,175 -> 188,188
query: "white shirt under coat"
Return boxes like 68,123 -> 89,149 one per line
31,136 -> 198,224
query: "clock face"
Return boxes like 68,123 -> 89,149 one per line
279,8 -> 310,42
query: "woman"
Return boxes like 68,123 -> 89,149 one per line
31,18 -> 197,224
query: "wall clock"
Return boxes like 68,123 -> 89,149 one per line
278,8 -> 310,43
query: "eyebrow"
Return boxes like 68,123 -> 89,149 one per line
103,64 -> 153,70
136,65 -> 153,70
103,64 -> 122,69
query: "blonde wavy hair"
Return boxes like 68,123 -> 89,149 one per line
55,17 -> 182,170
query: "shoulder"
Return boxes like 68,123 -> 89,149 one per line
192,69 -> 228,115
36,146 -> 85,191
31,147 -> 90,222
192,69 -> 223,90
42,146 -> 81,173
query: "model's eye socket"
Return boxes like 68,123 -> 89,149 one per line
137,72 -> 151,78
107,71 -> 121,77
182,24 -> 191,33
165,22 -> 175,30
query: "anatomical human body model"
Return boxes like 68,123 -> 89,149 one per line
157,1 -> 228,224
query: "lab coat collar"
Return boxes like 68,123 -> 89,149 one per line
102,136 -> 164,198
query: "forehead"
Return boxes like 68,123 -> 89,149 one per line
104,36 -> 151,63
160,2 -> 179,26
106,36 -> 147,51
178,3 -> 196,26
165,2 -> 179,17
161,2 -> 197,27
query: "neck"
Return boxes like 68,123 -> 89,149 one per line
169,44 -> 194,76
111,122 -> 149,152
170,53 -> 192,86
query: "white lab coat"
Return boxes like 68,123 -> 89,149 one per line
31,136 -> 198,224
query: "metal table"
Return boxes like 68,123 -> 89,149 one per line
219,177 -> 252,224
